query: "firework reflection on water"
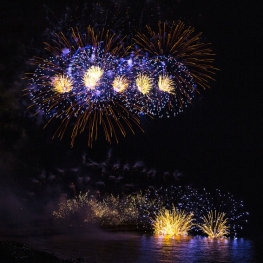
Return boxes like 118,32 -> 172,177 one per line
9,231 -> 256,263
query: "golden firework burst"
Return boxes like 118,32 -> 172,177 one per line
197,210 -> 230,238
51,74 -> 73,93
82,66 -> 104,90
153,207 -> 194,237
136,74 -> 152,95
158,75 -> 175,94
112,76 -> 129,92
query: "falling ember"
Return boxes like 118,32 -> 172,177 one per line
197,210 -> 230,238
51,74 -> 73,93
82,66 -> 104,90
112,76 -> 129,92
158,75 -> 175,94
136,74 -> 152,95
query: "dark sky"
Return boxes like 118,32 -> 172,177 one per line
0,0 -> 262,236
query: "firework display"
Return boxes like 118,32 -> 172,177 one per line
152,206 -> 194,236
134,21 -> 217,91
197,210 -> 230,238
52,186 -> 248,238
53,191 -> 162,227
26,18 -> 217,146
26,27 -> 144,146
194,189 -> 249,238
27,151 -> 248,238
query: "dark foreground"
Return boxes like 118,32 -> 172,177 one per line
1,220 -> 263,263
0,240 -> 85,263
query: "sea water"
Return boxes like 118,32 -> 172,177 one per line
14,230 -> 261,263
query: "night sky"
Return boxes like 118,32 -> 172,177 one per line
0,0 -> 262,237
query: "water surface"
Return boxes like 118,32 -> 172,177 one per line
13,229 -> 258,263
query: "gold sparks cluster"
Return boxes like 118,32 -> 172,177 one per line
53,188 -> 248,239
